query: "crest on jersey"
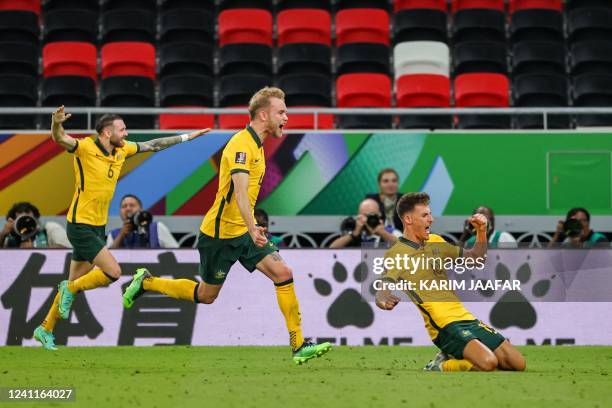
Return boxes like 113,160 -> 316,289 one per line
235,152 -> 247,164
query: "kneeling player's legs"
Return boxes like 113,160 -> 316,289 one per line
463,339 -> 499,371
494,340 -> 526,371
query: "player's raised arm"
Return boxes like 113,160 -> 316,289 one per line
137,128 -> 211,152
463,213 -> 488,260
231,171 -> 267,248
50,106 -> 77,152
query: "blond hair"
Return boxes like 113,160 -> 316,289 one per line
248,87 -> 285,120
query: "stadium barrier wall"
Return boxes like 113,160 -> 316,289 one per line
1,249 -> 611,347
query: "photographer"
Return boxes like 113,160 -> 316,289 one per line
365,168 -> 403,230
254,208 -> 284,247
460,206 -> 516,248
107,194 -> 179,249
1,202 -> 71,248
329,198 -> 400,248
548,207 -> 608,248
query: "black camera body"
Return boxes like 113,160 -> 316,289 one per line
340,213 -> 381,235
365,213 -> 381,229
564,219 -> 583,238
13,214 -> 39,240
129,211 -> 153,236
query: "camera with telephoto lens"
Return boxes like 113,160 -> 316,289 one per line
129,211 -> 153,236
564,219 -> 582,238
365,213 -> 381,229
13,214 -> 39,240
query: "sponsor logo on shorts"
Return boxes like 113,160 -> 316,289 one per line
215,270 -> 227,280
461,329 -> 472,337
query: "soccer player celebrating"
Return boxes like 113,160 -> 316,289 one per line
122,87 -> 332,365
375,192 -> 526,372
33,106 -> 209,350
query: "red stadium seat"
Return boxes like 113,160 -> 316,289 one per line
452,0 -> 504,12
218,9 -> 273,46
42,42 -> 97,82
396,74 -> 450,107
101,42 -> 156,80
0,0 -> 40,14
454,73 -> 508,106
509,0 -> 562,13
277,9 -> 331,46
394,0 -> 447,12
159,107 -> 215,130
336,73 -> 391,107
218,106 -> 249,129
335,9 -> 390,46
284,108 -> 334,129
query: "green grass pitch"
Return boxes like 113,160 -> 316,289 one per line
1,346 -> 611,408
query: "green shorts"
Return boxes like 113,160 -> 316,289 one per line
66,222 -> 106,263
433,319 -> 505,359
197,232 -> 279,285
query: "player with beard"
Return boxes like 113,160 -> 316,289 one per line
33,106 -> 209,350
123,87 -> 332,364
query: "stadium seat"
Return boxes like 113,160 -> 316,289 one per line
160,8 -> 215,45
394,41 -> 450,78
101,0 -> 157,12
276,0 -> 331,11
336,73 -> 392,129
0,42 -> 38,77
394,0 -> 447,12
218,9 -> 273,46
159,74 -> 215,130
452,9 -> 505,44
219,43 -> 273,76
159,42 -> 214,77
453,41 -> 507,75
513,74 -> 569,129
568,8 -> 612,43
570,41 -> 612,76
396,74 -> 452,129
43,0 -> 98,12
336,0 -> 390,10
0,74 -> 37,129
100,76 -> 155,129
101,9 -> 156,44
43,42 -> 97,81
510,9 -> 564,44
573,74 -> 612,126
41,76 -> 96,129
101,42 -> 156,80
394,9 -> 448,43
43,9 -> 98,44
451,0 -> 504,11
278,73 -> 333,129
218,107 -> 249,129
0,0 -> 40,14
162,0 -> 214,11
337,43 -> 390,75
277,43 -> 331,77
277,9 -> 331,46
454,73 -> 510,129
335,9 -> 390,46
0,10 -> 39,45
219,74 -> 273,107
512,41 -> 566,76
219,0 -> 273,10
509,0 -> 562,13
567,0 -> 612,11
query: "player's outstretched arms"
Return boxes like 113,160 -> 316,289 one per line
463,213 -> 488,260
137,128 -> 211,152
50,106 -> 77,152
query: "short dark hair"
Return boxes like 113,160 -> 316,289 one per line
7,202 -> 40,220
120,194 -> 142,207
377,168 -> 399,184
95,114 -> 123,135
396,192 -> 430,220
254,208 -> 269,223
567,207 -> 590,222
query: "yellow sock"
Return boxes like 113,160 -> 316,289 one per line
143,277 -> 198,301
441,359 -> 474,372
275,279 -> 304,351
41,292 -> 60,332
67,268 -> 115,294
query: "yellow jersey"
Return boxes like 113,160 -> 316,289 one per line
383,236 -> 476,341
200,125 -> 265,239
66,137 -> 139,226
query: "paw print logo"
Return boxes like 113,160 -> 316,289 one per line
479,256 -> 553,330
312,258 -> 374,328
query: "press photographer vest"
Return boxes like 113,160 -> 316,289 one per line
110,221 -> 160,248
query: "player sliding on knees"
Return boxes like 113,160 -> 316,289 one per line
375,192 -> 526,372
122,87 -> 332,365
33,106 -> 209,350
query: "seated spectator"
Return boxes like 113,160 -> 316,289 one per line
460,206 -> 516,248
330,198 -> 400,248
548,207 -> 608,248
1,202 -> 71,248
107,194 -> 179,249
254,208 -> 284,247
365,168 -> 403,231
